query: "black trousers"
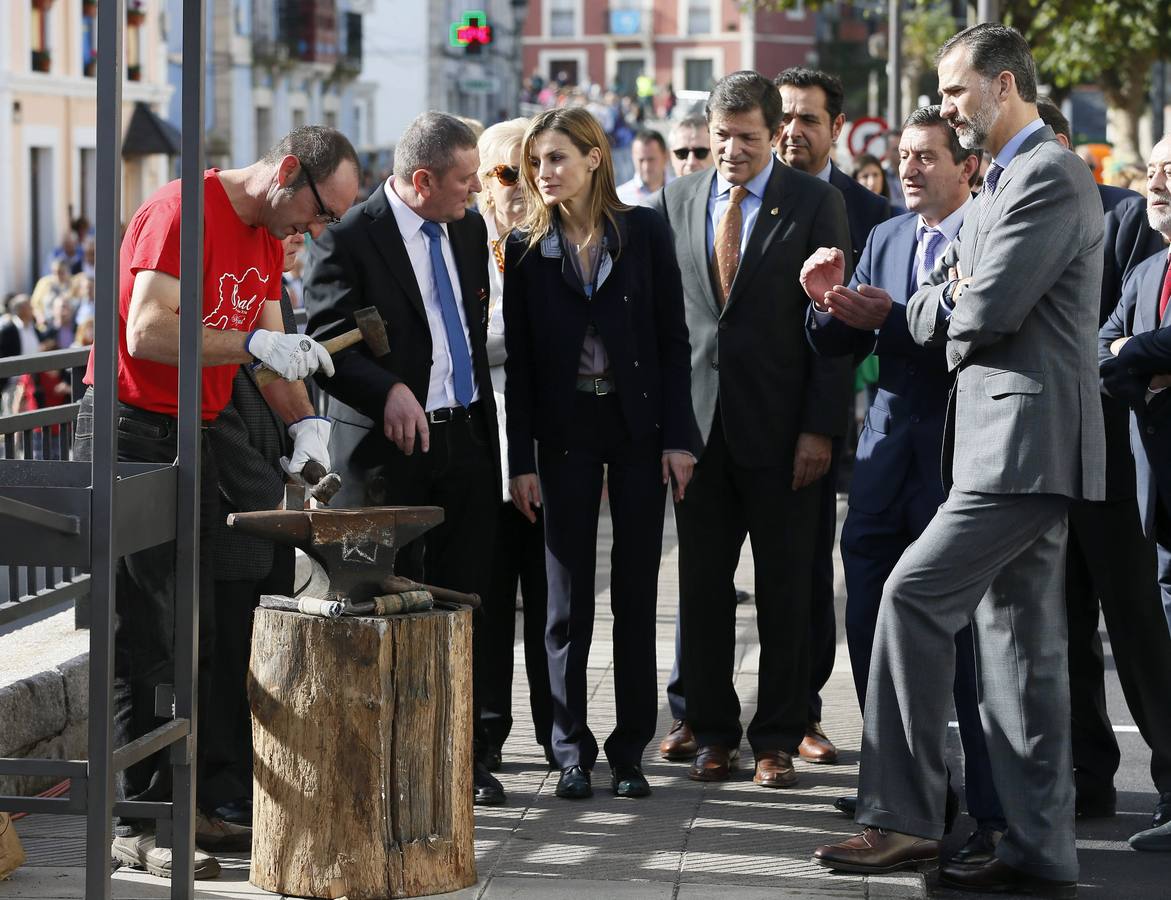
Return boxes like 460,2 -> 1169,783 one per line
479,501 -> 553,754
372,402 -> 499,756
538,393 -> 665,770
74,389 -> 219,835
676,418 -> 818,754
807,437 -> 843,723
201,547 -> 294,811
1067,496 -> 1171,795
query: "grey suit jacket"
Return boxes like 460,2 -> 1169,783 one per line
906,125 -> 1106,500
647,160 -> 854,467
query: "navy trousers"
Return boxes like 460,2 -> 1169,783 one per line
842,468 -> 1006,828
538,393 -> 665,770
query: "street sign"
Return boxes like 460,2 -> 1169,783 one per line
847,116 -> 888,158
459,76 -> 501,94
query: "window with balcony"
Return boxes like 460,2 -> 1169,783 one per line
82,0 -> 97,77
548,0 -> 576,37
30,0 -> 54,74
687,1 -> 713,36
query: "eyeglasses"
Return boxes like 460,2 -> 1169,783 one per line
299,159 -> 341,226
672,147 -> 711,161
488,164 -> 520,186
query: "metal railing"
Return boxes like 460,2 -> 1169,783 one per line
0,347 -> 91,629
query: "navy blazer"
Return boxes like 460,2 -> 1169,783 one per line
1096,184 -> 1167,500
1100,248 -> 1171,538
830,164 -> 893,269
806,211 -> 951,515
502,206 -> 698,476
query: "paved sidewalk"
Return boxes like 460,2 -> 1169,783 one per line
2,499 -> 922,899
8,497 -> 1162,898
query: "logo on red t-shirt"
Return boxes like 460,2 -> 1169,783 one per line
204,268 -> 270,330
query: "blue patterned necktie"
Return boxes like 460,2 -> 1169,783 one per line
983,162 -> 1004,196
918,227 -> 945,288
420,221 -> 474,407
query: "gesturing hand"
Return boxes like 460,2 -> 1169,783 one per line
509,474 -> 542,523
800,247 -> 846,310
820,284 -> 893,330
383,383 -> 430,455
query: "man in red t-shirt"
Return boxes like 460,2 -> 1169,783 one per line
75,126 -> 359,880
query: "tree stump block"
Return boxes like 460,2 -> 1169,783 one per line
248,606 -> 475,899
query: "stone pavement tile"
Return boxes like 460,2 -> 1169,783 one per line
677,878 -> 864,898
481,876 -> 674,898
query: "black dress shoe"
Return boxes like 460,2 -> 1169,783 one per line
947,825 -> 1004,867
1153,791 -> 1171,829
213,797 -> 252,827
555,765 -> 592,799
474,761 -> 506,806
834,795 -> 857,817
611,765 -> 651,798
940,856 -> 1076,897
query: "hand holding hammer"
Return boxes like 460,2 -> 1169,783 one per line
254,306 -> 389,388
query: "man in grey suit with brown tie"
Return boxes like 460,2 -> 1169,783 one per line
812,24 -> 1104,897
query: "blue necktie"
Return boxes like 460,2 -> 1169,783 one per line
420,221 -> 474,407
918,228 -> 945,288
983,162 -> 1004,196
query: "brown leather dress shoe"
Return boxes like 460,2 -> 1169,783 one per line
812,827 -> 939,874
940,856 -> 1076,897
659,720 -> 697,761
798,721 -> 838,764
753,750 -> 798,788
688,745 -> 739,782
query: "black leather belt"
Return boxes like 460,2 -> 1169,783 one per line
426,401 -> 479,424
575,376 -> 616,395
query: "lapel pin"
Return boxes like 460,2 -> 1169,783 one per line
770,207 -> 779,216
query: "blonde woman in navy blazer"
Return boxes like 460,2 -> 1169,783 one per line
503,107 -> 698,800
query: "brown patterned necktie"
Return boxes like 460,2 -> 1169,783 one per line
714,185 -> 749,306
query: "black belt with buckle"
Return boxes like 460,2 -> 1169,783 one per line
575,376 -> 616,395
426,402 -> 478,424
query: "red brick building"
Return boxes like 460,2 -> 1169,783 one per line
521,1 -> 819,97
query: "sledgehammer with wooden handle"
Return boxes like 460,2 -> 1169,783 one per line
254,306 -> 388,388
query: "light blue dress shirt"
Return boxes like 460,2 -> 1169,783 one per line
706,159 -> 776,259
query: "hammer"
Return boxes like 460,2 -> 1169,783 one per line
254,306 -> 388,388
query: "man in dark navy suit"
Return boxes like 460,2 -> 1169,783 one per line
1037,102 -> 1171,845
800,105 -> 1007,865
1099,132 -> 1171,851
774,66 -> 893,764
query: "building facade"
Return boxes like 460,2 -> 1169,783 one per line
165,0 -> 376,170
520,0 -> 818,98
0,0 -> 173,298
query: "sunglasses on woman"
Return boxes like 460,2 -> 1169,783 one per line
672,147 -> 711,161
489,164 -> 520,186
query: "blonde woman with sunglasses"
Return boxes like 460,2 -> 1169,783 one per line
474,118 -> 556,774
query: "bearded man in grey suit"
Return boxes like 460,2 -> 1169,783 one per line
812,24 -> 1104,898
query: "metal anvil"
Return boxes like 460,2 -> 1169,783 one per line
226,506 -> 444,602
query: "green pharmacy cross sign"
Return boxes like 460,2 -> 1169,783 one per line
450,11 -> 492,50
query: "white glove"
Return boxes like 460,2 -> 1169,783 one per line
246,329 -> 335,381
287,416 -> 331,475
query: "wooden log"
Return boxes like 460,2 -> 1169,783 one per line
248,606 -> 475,899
